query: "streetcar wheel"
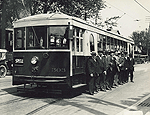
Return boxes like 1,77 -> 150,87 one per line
0,65 -> 7,78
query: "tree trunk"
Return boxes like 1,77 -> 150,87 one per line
1,0 -> 6,49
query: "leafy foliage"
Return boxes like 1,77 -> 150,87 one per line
5,0 -> 106,26
5,0 -> 121,30
130,30 -> 150,55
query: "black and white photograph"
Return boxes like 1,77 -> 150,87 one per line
0,0 -> 150,115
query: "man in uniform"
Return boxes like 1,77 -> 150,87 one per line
129,53 -> 135,82
119,52 -> 125,84
124,52 -> 130,83
96,51 -> 106,92
113,51 -> 120,86
109,51 -> 117,88
103,50 -> 113,90
86,51 -> 99,95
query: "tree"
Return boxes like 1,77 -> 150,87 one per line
130,30 -> 150,55
5,0 -> 106,28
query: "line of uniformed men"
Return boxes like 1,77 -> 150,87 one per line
86,50 -> 135,95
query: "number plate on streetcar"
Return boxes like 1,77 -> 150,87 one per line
14,57 -> 24,66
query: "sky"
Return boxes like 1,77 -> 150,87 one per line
100,0 -> 150,38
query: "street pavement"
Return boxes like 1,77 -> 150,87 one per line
34,63 -> 150,115
0,63 -> 150,115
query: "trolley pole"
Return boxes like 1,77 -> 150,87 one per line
1,0 -> 6,49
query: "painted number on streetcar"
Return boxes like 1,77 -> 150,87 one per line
15,59 -> 23,64
52,68 -> 66,73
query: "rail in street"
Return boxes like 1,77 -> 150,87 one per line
0,63 -> 150,115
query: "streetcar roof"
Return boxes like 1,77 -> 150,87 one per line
13,12 -> 134,44
13,12 -> 86,27
15,13 -> 70,22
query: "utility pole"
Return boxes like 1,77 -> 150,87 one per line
145,16 -> 150,57
1,0 -> 6,49
147,23 -> 150,56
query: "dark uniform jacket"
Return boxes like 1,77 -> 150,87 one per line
119,56 -> 125,70
87,57 -> 99,77
111,56 -> 117,74
103,55 -> 112,71
102,55 -> 107,71
96,55 -> 104,74
129,58 -> 135,71
124,57 -> 130,70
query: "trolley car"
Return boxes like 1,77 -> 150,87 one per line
12,12 -> 134,93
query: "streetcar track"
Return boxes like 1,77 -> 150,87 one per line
0,91 -> 17,96
26,99 -> 62,115
0,89 -> 18,96
0,97 -> 33,106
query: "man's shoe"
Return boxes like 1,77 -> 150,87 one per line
131,81 -> 134,83
114,84 -> 118,87
106,87 -> 110,90
111,86 -> 115,88
108,86 -> 112,90
90,92 -> 94,95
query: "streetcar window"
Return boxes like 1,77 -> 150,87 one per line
14,28 -> 25,50
26,26 -> 47,49
81,39 -> 83,52
111,38 -> 114,50
76,28 -> 80,37
117,40 -> 120,50
76,38 -> 79,52
80,29 -> 84,52
90,34 -> 94,52
107,37 -> 111,50
72,27 -> 84,53
114,39 -> 117,50
103,36 -> 106,50
125,42 -> 127,51
48,26 -> 69,49
0,53 -> 2,58
98,34 -> 103,51
72,28 -> 76,52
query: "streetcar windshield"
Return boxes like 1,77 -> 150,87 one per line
26,26 -> 47,49
48,26 -> 69,49
14,28 -> 25,50
14,26 -> 69,50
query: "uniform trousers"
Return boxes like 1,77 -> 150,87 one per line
94,75 -> 99,91
88,77 -> 94,94
119,70 -> 124,83
113,72 -> 119,85
124,69 -> 129,82
128,69 -> 134,82
114,67 -> 120,85
106,69 -> 113,88
99,73 -> 106,90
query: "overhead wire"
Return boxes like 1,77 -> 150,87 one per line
134,0 -> 150,14
105,1 -> 138,20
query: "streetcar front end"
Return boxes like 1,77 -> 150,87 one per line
13,22 -> 73,89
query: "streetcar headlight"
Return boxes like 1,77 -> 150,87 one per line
31,56 -> 39,65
